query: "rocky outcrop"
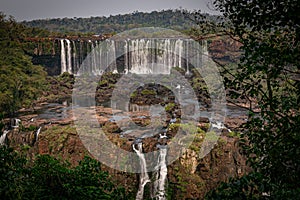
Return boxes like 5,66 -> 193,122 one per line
39,73 -> 74,103
168,136 -> 250,199
5,124 -> 88,165
198,136 -> 249,190
209,36 -> 243,63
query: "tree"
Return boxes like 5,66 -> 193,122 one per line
192,0 -> 300,198
0,13 -> 47,118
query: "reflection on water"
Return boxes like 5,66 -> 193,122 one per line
37,103 -> 71,120
19,97 -> 247,127
19,100 -> 72,122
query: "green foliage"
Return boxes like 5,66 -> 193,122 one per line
168,123 -> 204,134
22,10 -> 199,34
228,131 -> 240,138
0,146 -> 128,199
130,91 -> 137,98
140,89 -> 157,96
205,172 -> 265,200
0,146 -> 27,199
192,77 -> 207,91
165,102 -> 175,112
191,0 -> 300,199
0,13 -> 47,117
20,124 -> 38,132
205,131 -> 219,142
206,172 -> 300,200
99,79 -> 109,87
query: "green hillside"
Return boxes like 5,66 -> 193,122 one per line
22,10 -> 218,34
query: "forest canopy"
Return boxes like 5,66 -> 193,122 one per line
22,9 -> 220,35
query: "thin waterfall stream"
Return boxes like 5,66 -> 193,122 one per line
0,130 -> 9,145
60,39 -> 67,73
152,144 -> 168,200
133,140 -> 168,200
133,142 -> 151,200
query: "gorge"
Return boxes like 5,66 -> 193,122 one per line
1,2 -> 298,198
2,30 -> 249,199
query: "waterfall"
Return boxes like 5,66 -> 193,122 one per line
77,39 -> 117,75
60,39 -> 73,74
91,41 -> 97,74
129,104 -> 150,112
130,39 -> 153,74
11,118 -> 21,129
202,40 -> 208,64
66,39 -> 72,74
68,36 -> 209,198
0,130 -> 9,145
35,127 -> 42,142
108,40 -> 117,72
133,142 -> 151,200
60,38 -> 207,75
60,39 -> 67,74
152,144 -> 168,200
124,40 -> 129,73
175,39 -> 183,68
133,140 -> 168,200
72,40 -> 78,73
127,38 -> 182,74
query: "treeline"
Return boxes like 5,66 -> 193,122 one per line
22,9 -> 219,35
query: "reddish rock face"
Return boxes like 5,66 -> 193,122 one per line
209,37 -> 243,63
5,110 -> 250,199
166,136 -> 251,199
38,139 -> 49,154
4,88 -> 250,199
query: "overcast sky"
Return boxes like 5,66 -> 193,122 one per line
0,0 -> 219,21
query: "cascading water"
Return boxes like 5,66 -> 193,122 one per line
108,40 -> 117,72
130,39 -> 153,74
132,140 -> 168,200
0,130 -> 9,145
35,127 -> 42,142
152,144 -> 168,200
60,39 -> 67,74
133,142 -> 151,200
60,38 -> 208,75
202,40 -> 208,64
11,118 -> 21,129
132,133 -> 169,200
174,39 -> 183,69
124,40 -> 129,73
130,104 -> 173,200
72,40 -> 78,73
60,39 -> 74,74
77,39 -> 117,75
66,39 -> 72,74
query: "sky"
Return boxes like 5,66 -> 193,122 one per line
0,0 -> 219,21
